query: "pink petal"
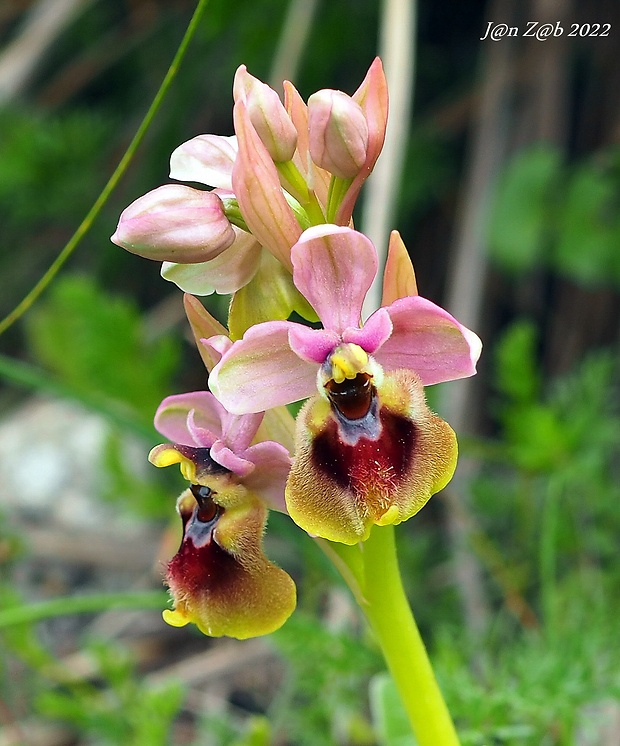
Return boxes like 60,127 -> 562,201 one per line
288,325 -> 340,364
161,230 -> 262,295
186,409 -> 219,449
208,322 -> 318,414
183,295 -> 228,373
291,225 -> 377,333
377,296 -> 483,385
232,101 -> 301,271
219,410 -> 264,453
209,441 -> 255,477
169,135 -> 237,189
342,307 -> 393,353
242,441 -> 292,513
154,392 -> 225,446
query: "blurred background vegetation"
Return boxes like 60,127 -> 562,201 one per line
0,0 -> 619,744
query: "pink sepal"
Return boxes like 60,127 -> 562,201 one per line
169,134 -> 237,189
232,100 -> 301,271
209,321 -> 318,414
291,225 -> 377,334
378,296 -> 483,385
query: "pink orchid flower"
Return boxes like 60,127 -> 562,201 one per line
149,389 -> 295,639
207,225 -> 481,544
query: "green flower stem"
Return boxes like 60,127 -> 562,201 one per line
0,0 -> 211,338
0,591 -> 168,629
329,525 -> 461,746
326,174 -> 353,222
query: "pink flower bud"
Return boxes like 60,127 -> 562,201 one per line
111,184 -> 235,263
308,90 -> 369,179
334,58 -> 389,225
233,65 -> 297,163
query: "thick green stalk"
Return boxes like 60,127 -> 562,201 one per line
341,525 -> 461,745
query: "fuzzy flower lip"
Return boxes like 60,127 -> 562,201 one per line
208,225 -> 483,415
163,484 -> 296,639
150,390 -> 291,512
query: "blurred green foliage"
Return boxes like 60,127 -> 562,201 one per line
0,108 -> 113,230
24,274 -> 180,427
488,145 -> 620,286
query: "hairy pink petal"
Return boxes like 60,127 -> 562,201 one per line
169,135 -> 237,189
291,225 -> 377,333
209,322 -> 318,414
377,296 -> 483,385
288,325 -> 340,364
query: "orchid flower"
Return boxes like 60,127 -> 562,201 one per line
149,389 -> 295,639
208,225 -> 481,543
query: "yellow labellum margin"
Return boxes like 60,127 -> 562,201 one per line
150,445 -> 296,639
286,366 -> 457,545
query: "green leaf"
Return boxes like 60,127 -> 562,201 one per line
24,274 -> 179,424
369,673 -> 417,746
494,320 -> 540,404
487,145 -> 562,273
553,159 -> 620,287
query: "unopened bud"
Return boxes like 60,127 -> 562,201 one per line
308,90 -> 369,179
233,66 -> 297,163
111,184 -> 235,263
